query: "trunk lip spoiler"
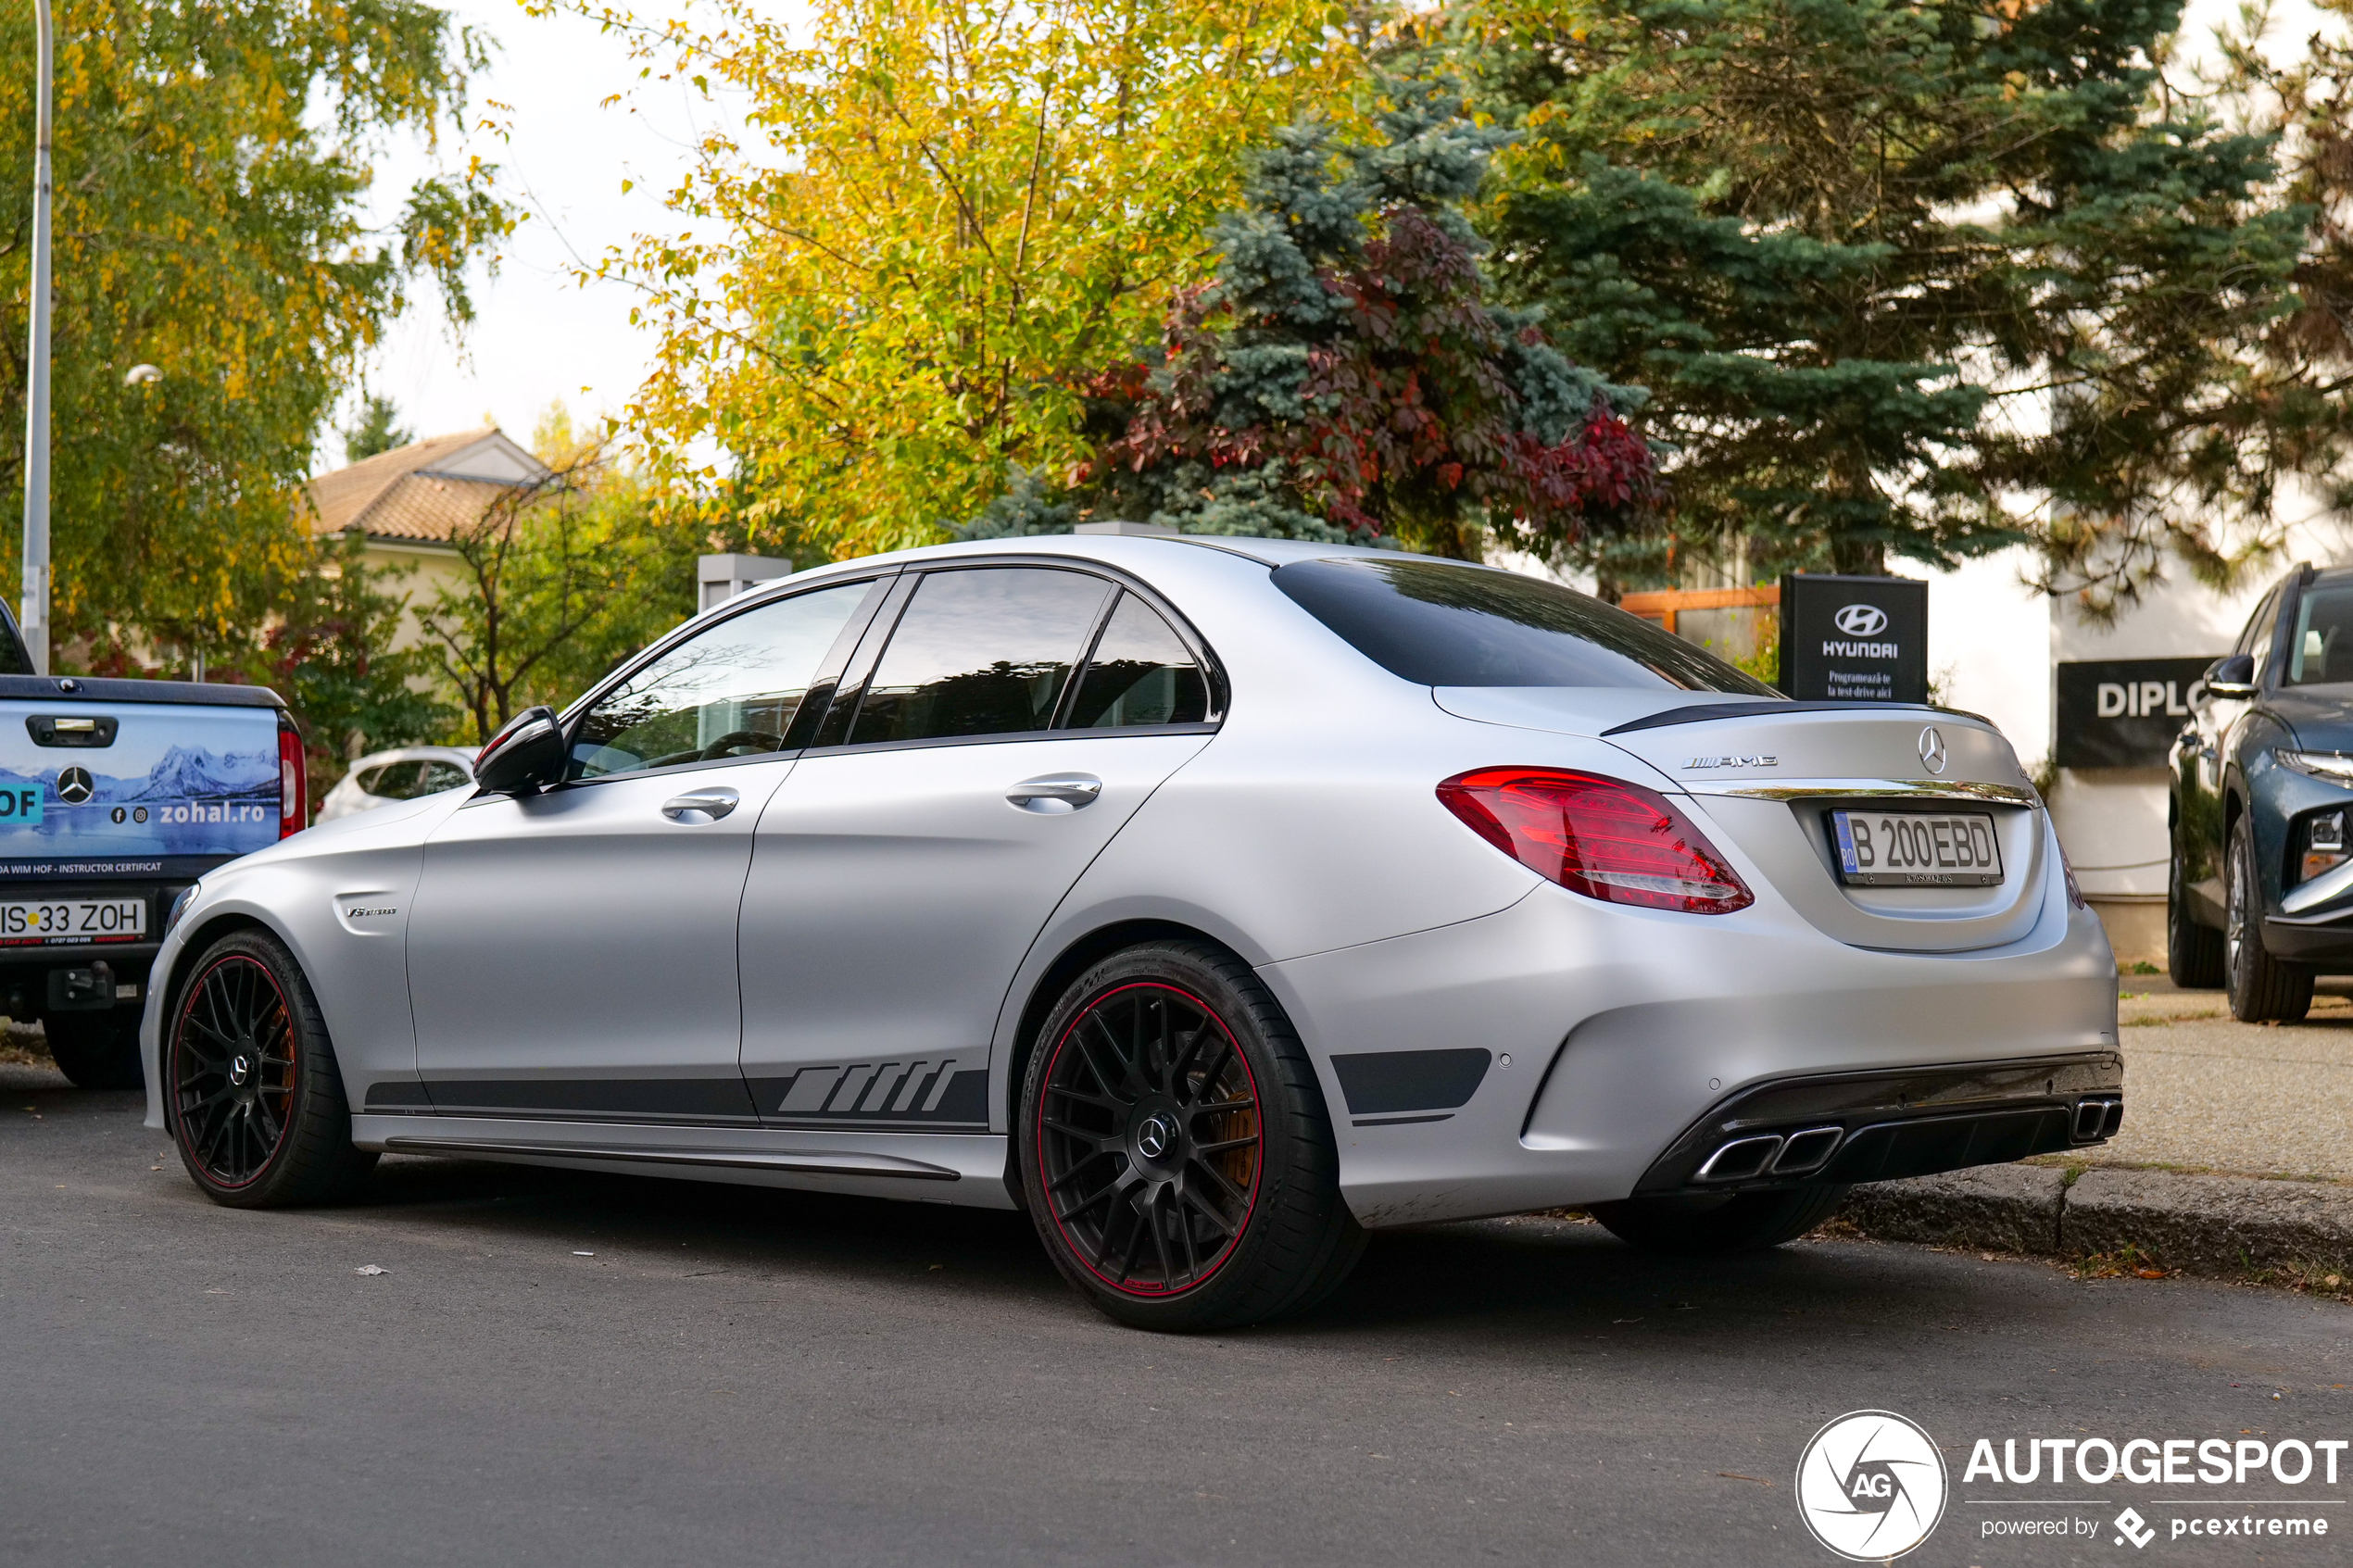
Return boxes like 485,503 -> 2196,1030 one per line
1601,699 -> 1986,736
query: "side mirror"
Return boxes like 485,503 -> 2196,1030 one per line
472,706 -> 566,794
2205,653 -> 2258,700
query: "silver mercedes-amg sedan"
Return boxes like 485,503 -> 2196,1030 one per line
139,535 -> 2120,1330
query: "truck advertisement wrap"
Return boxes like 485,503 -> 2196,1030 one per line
0,702 -> 280,872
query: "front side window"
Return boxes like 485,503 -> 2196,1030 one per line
2237,587 -> 2282,662
569,582 -> 873,778
850,568 -> 1112,744
1272,557 -> 1779,694
1066,593 -> 1211,727
2287,578 -> 2353,686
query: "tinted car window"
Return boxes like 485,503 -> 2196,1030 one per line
355,762 -> 412,797
2237,587 -> 2281,661
570,582 -> 872,778
1066,594 -> 1210,728
422,761 -> 472,793
851,568 -> 1112,744
1272,557 -> 1779,694
2287,579 -> 2353,686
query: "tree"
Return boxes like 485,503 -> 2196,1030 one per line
266,529 -> 452,793
1447,0 -> 2322,603
541,0 -> 1362,560
341,394 -> 414,463
1059,81 -> 1655,557
417,442 -> 697,742
0,0 -> 512,664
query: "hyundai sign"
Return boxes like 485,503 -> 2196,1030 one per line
1780,574 -> 1929,703
2054,657 -> 2222,768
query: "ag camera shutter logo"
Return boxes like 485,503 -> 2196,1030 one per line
1795,1410 -> 1948,1560
1833,604 -> 1890,637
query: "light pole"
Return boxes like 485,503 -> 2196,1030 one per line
19,0 -> 52,675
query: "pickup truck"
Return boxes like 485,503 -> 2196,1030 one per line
0,622 -> 305,1088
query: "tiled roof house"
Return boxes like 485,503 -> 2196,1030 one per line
305,428 -> 550,648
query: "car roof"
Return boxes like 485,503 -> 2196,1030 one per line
706,533 -> 1404,627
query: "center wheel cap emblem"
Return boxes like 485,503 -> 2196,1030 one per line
1918,725 -> 1948,775
1135,1112 -> 1178,1160
229,1054 -> 251,1085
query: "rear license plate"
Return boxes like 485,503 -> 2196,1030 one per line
1830,809 -> 2003,886
0,898 -> 147,945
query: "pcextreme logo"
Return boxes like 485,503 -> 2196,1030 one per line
1795,1410 -> 1950,1561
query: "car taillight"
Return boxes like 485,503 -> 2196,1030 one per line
277,717 -> 307,837
1437,767 -> 1754,915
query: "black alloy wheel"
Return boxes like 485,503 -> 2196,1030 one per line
2225,821 -> 2312,1022
1020,940 -> 1362,1331
2166,836 -> 2223,989
169,928 -> 375,1207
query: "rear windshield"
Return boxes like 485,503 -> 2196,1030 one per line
1271,558 -> 1781,694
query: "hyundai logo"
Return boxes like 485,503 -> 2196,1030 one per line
1834,603 -> 1890,637
55,766 -> 94,805
1919,726 -> 1948,774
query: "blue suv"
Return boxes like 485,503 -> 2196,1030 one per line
2170,562 -> 2353,1019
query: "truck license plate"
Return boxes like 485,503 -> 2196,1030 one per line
1830,809 -> 2004,887
0,898 -> 147,944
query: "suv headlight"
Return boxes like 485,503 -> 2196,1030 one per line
2276,749 -> 2353,782
162,884 -> 199,942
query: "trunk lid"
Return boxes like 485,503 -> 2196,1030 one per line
1436,690 -> 2049,952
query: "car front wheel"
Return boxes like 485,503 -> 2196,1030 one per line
2226,821 -> 2312,1022
1018,939 -> 1363,1331
168,928 -> 377,1208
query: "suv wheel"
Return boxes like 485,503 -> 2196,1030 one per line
1018,939 -> 1363,1331
2167,837 -> 2224,988
167,928 -> 376,1207
2226,820 -> 2312,1022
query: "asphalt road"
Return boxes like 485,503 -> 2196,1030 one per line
6,1066 -> 2353,1568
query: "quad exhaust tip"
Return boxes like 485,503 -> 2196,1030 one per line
2073,1096 -> 2124,1142
1694,1125 -> 1844,1183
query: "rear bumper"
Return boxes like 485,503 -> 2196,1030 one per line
1259,872 -> 2117,1229
1628,1053 -> 2123,1196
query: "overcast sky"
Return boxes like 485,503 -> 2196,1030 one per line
345,0 -> 804,470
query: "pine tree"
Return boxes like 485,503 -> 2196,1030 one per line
1448,0 -> 2320,603
1072,81 -> 1656,557
341,395 -> 414,463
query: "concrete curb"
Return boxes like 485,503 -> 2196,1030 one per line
1837,1165 -> 2353,1276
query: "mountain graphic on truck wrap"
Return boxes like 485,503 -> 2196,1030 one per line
0,701 -> 284,864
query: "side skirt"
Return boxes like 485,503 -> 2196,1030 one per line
349,1114 -> 1020,1210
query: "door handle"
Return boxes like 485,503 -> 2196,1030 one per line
661,786 -> 740,823
1006,773 -> 1102,813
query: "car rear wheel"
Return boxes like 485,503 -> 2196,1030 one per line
2226,821 -> 2312,1022
2167,837 -> 2223,989
1588,1184 -> 1852,1254
168,928 -> 376,1208
1018,939 -> 1362,1332
43,1010 -> 144,1090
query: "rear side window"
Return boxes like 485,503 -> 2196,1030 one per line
2287,578 -> 2353,686
422,761 -> 471,793
852,568 -> 1113,743
1067,594 -> 1210,728
1272,557 -> 1779,694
